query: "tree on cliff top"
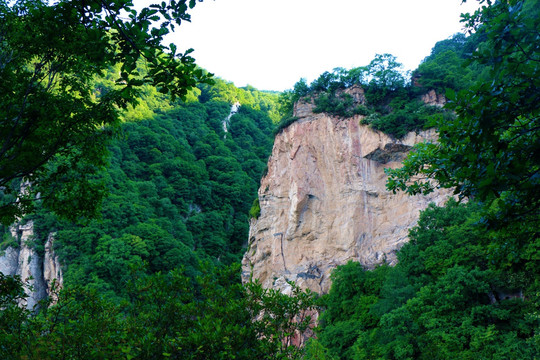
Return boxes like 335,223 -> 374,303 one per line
0,0 -> 213,224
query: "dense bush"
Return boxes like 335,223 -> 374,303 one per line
316,200 -> 540,359
413,33 -> 488,93
0,265 -> 319,360
249,198 -> 261,220
361,99 -> 455,138
313,93 -> 369,118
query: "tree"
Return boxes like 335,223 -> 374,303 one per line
0,265 -> 318,359
366,53 -> 407,91
364,53 -> 408,105
386,0 -> 539,268
0,0 -> 213,224
412,33 -> 485,93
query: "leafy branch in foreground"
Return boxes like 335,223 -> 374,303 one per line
0,0 -> 213,224
386,0 -> 539,268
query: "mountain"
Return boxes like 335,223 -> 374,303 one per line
242,89 -> 450,294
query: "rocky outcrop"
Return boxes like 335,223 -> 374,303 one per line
421,89 -> 446,107
0,220 -> 63,308
43,233 -> 63,302
242,100 -> 449,294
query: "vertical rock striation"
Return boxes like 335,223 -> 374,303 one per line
242,101 -> 449,294
43,233 -> 64,303
0,220 -> 63,308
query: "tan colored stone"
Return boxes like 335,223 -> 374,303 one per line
242,111 -> 448,294
421,89 -> 446,107
44,233 -> 63,302
0,220 -> 63,308
8,220 -> 47,309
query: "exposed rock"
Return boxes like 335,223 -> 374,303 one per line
242,110 -> 449,294
43,233 -> 63,302
340,84 -> 366,104
293,98 -> 316,119
0,246 -> 19,275
8,220 -> 47,309
364,143 -> 412,164
293,85 -> 366,121
223,101 -> 241,133
0,220 -> 63,308
421,89 -> 446,107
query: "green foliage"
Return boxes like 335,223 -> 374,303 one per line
314,93 -> 369,118
413,33 -> 488,93
249,198 -> 261,219
303,339 -> 337,360
0,0 -> 213,225
0,227 -> 17,251
361,99 -> 454,139
22,74 -> 277,299
245,278 -> 319,359
198,78 -> 281,123
0,274 -> 30,358
386,0 -> 540,270
274,116 -> 300,136
279,51 -> 461,138
0,265 -> 318,359
318,262 -> 390,360
363,53 -> 409,104
276,78 -> 311,123
317,200 -> 540,359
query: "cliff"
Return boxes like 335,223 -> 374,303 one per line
0,220 -> 63,308
242,99 -> 450,294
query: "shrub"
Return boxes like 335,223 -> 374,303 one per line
249,198 -> 261,219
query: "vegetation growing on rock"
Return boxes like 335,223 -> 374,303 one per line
277,33 -> 489,139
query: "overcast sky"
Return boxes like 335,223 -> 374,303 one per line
169,0 -> 480,91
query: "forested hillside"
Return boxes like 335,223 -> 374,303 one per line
311,200 -> 538,359
19,76 -> 277,299
1,49 -> 321,358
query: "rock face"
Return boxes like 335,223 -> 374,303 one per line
242,101 -> 449,294
421,89 -> 446,107
43,233 -> 64,303
0,220 -> 63,308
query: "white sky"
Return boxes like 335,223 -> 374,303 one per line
169,0 -> 480,91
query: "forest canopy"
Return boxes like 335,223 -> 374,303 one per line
275,47 -> 481,139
